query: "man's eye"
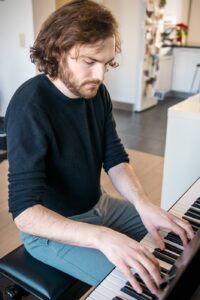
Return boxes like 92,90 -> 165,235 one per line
84,60 -> 95,65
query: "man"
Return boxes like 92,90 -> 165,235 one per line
5,0 -> 193,295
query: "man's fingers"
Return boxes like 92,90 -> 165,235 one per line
121,264 -> 143,294
124,248 -> 162,295
173,216 -> 194,241
133,250 -> 162,289
150,228 -> 165,250
165,214 -> 194,246
142,248 -> 162,286
129,260 -> 158,295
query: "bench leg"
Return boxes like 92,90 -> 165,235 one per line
5,285 -> 29,300
0,289 -> 3,300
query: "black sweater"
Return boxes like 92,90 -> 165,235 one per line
5,74 -> 129,219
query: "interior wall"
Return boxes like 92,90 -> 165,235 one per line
56,0 -> 69,9
103,0 -> 145,105
187,0 -> 200,45
32,0 -> 55,38
56,0 -> 105,10
0,0 -> 36,116
164,0 -> 190,24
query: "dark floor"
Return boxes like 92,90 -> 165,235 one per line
113,92 -> 191,157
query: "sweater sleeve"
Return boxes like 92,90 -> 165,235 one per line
5,100 -> 49,219
102,86 -> 129,172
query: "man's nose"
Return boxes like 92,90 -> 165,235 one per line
92,64 -> 106,81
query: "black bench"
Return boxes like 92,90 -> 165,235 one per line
0,245 -> 90,300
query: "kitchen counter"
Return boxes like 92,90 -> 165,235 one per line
163,44 -> 200,49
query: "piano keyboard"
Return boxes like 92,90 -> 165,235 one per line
85,178 -> 200,300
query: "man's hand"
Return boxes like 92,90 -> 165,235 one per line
135,201 -> 195,250
108,162 -> 194,250
97,227 -> 162,294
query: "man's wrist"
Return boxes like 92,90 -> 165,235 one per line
128,190 -> 150,208
92,226 -> 111,250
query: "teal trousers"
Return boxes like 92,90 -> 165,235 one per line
20,192 -> 147,286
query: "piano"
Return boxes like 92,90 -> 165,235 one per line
84,178 -> 200,300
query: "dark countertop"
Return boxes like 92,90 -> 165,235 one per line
163,44 -> 200,49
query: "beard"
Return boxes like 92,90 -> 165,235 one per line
58,61 -> 101,99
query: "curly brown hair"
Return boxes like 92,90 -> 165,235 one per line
30,0 -> 121,78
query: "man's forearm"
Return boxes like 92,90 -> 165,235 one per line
108,162 -> 150,208
15,204 -> 103,249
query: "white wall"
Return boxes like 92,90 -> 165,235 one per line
0,0 -> 36,116
164,0 -> 190,24
103,0 -> 145,105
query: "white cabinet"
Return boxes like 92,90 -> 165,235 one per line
172,48 -> 200,93
156,54 -> 173,94
161,93 -> 200,210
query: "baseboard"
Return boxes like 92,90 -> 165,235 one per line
112,100 -> 133,112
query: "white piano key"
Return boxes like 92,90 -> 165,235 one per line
89,287 -> 112,299
113,268 -> 126,277
101,280 -> 134,299
103,269 -> 152,299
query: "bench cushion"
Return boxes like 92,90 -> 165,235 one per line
0,245 -> 77,300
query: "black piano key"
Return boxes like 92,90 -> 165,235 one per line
153,250 -> 175,265
154,248 -> 179,260
160,266 -> 168,274
193,199 -> 200,206
164,236 -> 183,246
185,211 -> 200,220
112,297 -> 123,300
165,233 -> 183,246
191,205 -> 200,212
192,226 -> 198,232
134,273 -> 145,284
188,207 -> 200,214
164,242 -> 183,255
167,232 -> 181,239
187,209 -> 200,219
126,281 -> 153,298
193,198 -> 200,204
195,198 -> 200,205
182,216 -> 200,228
121,286 -> 148,300
192,203 -> 200,210
189,224 -> 198,232
189,207 -> 200,214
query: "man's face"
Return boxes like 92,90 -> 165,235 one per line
58,36 -> 116,99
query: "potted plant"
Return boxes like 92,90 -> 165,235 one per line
175,23 -> 188,45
